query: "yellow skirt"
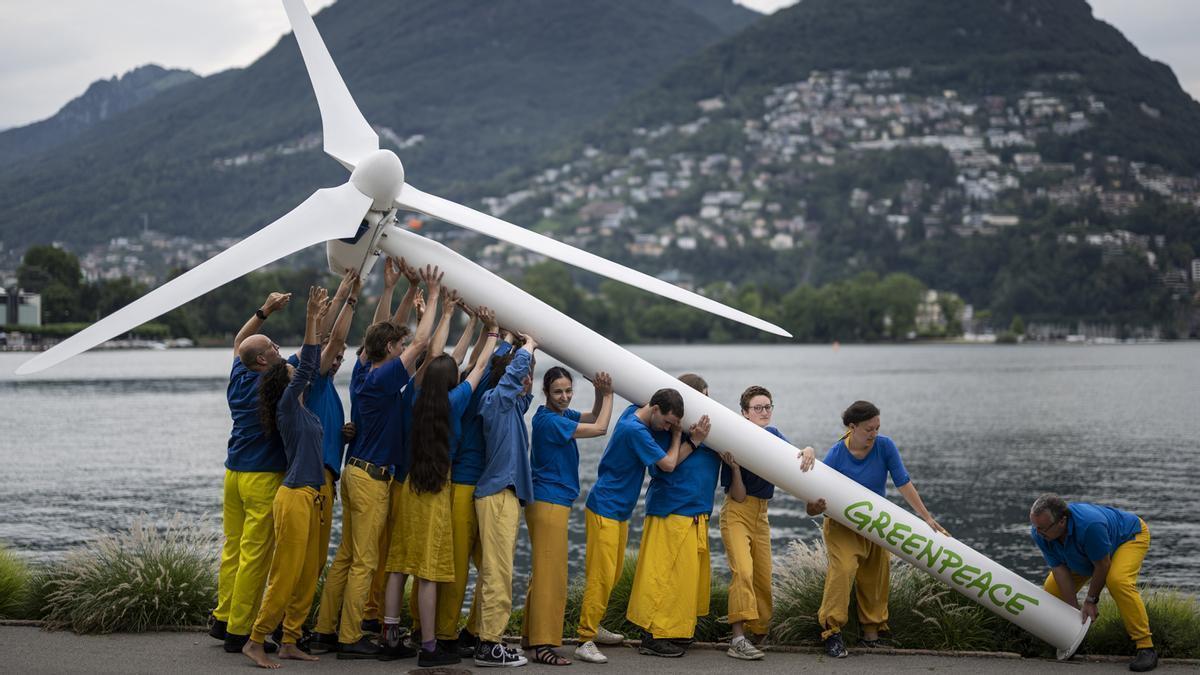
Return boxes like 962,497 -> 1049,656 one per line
386,477 -> 455,582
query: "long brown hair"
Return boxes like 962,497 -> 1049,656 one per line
257,361 -> 291,435
408,354 -> 457,494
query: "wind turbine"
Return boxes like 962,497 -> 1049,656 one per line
15,0 -> 1087,658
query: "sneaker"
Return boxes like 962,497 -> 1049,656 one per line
378,639 -> 417,661
574,640 -> 608,664
207,615 -> 227,641
475,641 -> 528,667
307,632 -> 339,655
336,636 -> 383,660
360,618 -> 382,635
419,644 -> 462,667
457,629 -> 479,658
824,632 -> 848,659
727,636 -> 765,661
1129,648 -> 1158,672
670,636 -> 696,650
638,635 -> 684,658
595,625 -> 625,645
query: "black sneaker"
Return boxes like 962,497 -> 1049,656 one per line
639,635 -> 685,658
360,618 -> 382,635
207,615 -> 227,641
475,640 -> 528,667
419,644 -> 462,667
1129,648 -> 1158,672
457,629 -> 479,658
378,639 -> 417,661
438,638 -> 460,656
669,636 -> 696,651
307,632 -> 339,654
336,636 -> 383,660
824,632 -> 848,658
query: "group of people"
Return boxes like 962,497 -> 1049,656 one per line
208,257 -> 1160,672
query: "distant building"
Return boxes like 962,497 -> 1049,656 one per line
1191,258 -> 1200,285
1,287 -> 41,327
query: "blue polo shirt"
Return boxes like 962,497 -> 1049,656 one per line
306,370 -> 346,478
225,355 -> 293,472
345,356 -> 368,459
1031,502 -> 1143,576
531,406 -> 582,507
277,344 -> 326,489
821,434 -> 910,497
720,425 -> 785,500
351,356 -> 411,467
452,342 -> 512,486
476,348 -> 534,503
645,433 -> 721,518
585,405 -> 666,521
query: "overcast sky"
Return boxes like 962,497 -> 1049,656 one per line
1,0 -> 1197,131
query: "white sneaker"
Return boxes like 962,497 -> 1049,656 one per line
574,640 -> 608,664
727,637 -> 765,660
594,626 -> 625,645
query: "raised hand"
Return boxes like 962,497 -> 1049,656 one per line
592,371 -> 612,395
477,306 -> 497,329
400,257 -> 420,286
383,257 -> 402,288
443,288 -> 461,309
413,291 -> 426,320
261,291 -> 291,316
797,446 -> 817,472
418,264 -> 444,288
334,267 -> 357,299
688,414 -> 711,446
806,498 -> 827,516
518,332 -> 537,353
307,285 -> 330,321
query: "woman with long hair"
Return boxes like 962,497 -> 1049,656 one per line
382,295 -> 498,668
241,285 -> 330,669
522,366 -> 614,665
799,400 -> 946,658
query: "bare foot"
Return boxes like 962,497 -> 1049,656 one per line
242,640 -> 281,669
278,643 -> 318,661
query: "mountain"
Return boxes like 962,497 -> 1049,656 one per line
673,0 -> 760,33
0,0 -> 751,250
0,65 -> 198,165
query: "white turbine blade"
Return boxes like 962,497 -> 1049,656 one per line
16,183 -> 373,375
396,186 -> 792,337
282,0 -> 378,170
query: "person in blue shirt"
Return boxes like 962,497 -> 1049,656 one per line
800,400 -> 944,659
471,333 -> 539,667
211,289 -> 292,653
575,388 -> 694,665
523,366 -> 614,666
627,373 -> 714,659
242,285 -> 329,669
1029,494 -> 1156,672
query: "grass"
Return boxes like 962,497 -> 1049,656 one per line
0,545 -> 32,618
39,516 -> 218,634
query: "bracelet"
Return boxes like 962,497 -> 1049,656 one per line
255,309 -> 268,320
346,298 -> 358,307
487,332 -> 500,337
1085,596 -> 1099,605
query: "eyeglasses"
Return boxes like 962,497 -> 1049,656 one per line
1035,516 -> 1065,537
749,404 -> 774,413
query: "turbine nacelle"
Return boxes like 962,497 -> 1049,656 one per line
350,149 -> 405,210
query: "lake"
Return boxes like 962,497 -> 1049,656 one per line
1,343 -> 1197,596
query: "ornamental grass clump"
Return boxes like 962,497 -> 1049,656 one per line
41,516 -> 218,634
0,544 -> 32,618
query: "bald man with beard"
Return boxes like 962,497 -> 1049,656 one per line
210,291 -> 296,654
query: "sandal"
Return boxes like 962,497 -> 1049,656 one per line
532,645 -> 572,666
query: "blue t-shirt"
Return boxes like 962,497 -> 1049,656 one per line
350,357 -> 411,467
645,435 -> 721,518
278,344 -> 326,489
531,406 -> 582,507
452,342 -> 512,485
306,370 -> 346,478
225,356 -> 286,472
720,425 -> 785,500
585,405 -> 667,521
476,348 -> 535,503
821,434 -> 911,497
1031,502 -> 1143,576
344,356 -> 368,459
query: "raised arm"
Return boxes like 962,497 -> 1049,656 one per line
654,422 -> 691,472
451,303 -> 478,367
491,334 -> 537,406
414,289 -> 460,386
462,307 -> 498,391
574,372 -> 614,438
399,265 -> 443,373
372,256 -> 402,325
321,269 -> 361,375
234,291 -> 290,354
722,453 -> 748,503
391,258 -> 422,326
319,268 -> 355,340
291,286 -> 330,393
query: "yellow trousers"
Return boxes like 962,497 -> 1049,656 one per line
334,465 -> 391,644
315,475 -> 351,635
434,483 -> 482,640
1044,519 -> 1153,649
318,470 -> 335,566
818,517 -> 890,639
719,495 -> 772,633
522,501 -> 571,646
215,469 -> 283,636
627,514 -> 711,639
250,486 -> 323,644
475,490 -> 520,642
363,484 -> 394,623
577,508 -> 629,641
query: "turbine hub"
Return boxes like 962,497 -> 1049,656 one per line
350,149 -> 405,209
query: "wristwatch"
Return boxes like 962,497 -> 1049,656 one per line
255,309 -> 268,320
1085,596 -> 1099,605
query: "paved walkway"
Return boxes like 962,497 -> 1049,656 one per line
0,626 -> 1187,674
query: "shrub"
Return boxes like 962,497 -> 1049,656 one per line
40,516 -> 218,633
0,545 -> 32,618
